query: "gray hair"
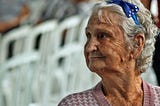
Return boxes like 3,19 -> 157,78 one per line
91,0 -> 158,73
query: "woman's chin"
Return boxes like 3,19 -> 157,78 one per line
88,63 -> 106,72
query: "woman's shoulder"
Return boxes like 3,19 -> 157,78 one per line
144,81 -> 160,92
146,82 -> 160,91
144,81 -> 160,101
150,84 -> 160,94
57,82 -> 103,106
58,88 -> 99,106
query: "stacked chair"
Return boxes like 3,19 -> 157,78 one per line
0,15 -> 100,106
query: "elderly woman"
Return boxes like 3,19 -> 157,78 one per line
58,0 -> 160,105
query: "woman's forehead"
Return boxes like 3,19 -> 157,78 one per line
86,13 -> 122,35
89,8 -> 120,26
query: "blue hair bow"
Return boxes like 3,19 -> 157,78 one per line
107,0 -> 140,25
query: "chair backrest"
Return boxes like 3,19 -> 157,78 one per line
30,16 -> 83,105
50,15 -> 82,53
0,26 -> 35,106
43,16 -> 100,105
0,16 -> 100,106
0,20 -> 58,106
0,25 -> 31,64
26,19 -> 58,63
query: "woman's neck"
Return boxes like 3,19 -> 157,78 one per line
101,69 -> 143,106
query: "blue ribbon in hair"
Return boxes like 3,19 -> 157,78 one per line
106,0 -> 140,25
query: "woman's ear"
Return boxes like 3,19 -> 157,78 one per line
132,33 -> 145,59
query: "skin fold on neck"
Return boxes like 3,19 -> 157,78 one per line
100,62 -> 143,106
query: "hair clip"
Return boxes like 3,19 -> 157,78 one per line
106,0 -> 140,25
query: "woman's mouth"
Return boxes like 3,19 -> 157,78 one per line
88,55 -> 105,60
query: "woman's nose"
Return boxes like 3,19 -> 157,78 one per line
85,38 -> 99,52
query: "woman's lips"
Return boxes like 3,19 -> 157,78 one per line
88,55 -> 105,59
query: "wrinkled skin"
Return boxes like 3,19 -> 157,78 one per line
85,14 -> 130,75
84,8 -> 145,106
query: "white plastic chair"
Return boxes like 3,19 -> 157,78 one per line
46,16 -> 100,105
0,25 -> 31,64
0,16 -> 101,106
25,19 -> 58,105
26,19 -> 58,59
0,25 -> 35,106
32,16 -> 82,105
0,19 -> 58,106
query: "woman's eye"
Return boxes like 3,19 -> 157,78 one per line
86,32 -> 91,40
97,32 -> 107,39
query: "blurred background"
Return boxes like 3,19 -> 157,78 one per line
0,0 -> 159,106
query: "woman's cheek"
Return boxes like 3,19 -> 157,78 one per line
101,46 -> 121,62
84,50 -> 89,66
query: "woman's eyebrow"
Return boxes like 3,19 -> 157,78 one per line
95,28 -> 112,34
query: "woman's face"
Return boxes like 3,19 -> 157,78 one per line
84,10 -> 131,75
